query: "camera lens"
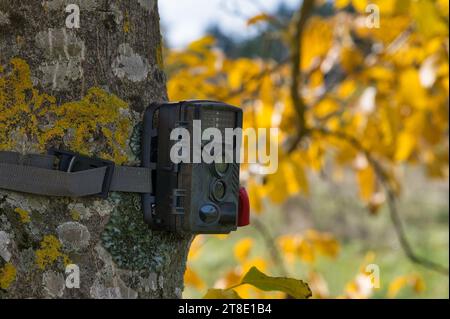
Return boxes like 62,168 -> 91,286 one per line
211,180 -> 226,201
199,204 -> 219,223
214,162 -> 229,176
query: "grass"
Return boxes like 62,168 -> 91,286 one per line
183,167 -> 449,299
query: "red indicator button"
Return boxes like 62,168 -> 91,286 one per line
238,187 -> 250,227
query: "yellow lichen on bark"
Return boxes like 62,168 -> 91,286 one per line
70,210 -> 81,221
0,58 -> 131,164
0,263 -> 17,289
14,208 -> 31,223
35,235 -> 70,270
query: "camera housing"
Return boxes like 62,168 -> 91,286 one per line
142,100 -> 244,234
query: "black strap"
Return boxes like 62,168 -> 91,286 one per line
0,151 -> 152,197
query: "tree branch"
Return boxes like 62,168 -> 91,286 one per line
311,127 -> 449,276
253,218 -> 289,276
287,24 -> 414,154
287,0 -> 315,153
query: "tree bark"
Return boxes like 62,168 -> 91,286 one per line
0,0 -> 191,299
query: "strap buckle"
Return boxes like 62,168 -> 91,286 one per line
48,149 -> 115,199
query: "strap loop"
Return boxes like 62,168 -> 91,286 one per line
49,149 -> 115,198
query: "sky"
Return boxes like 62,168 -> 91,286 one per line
159,0 -> 300,48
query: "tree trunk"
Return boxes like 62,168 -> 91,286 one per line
0,0 -> 191,299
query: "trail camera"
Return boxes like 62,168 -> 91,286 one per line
0,100 -> 249,235
142,100 -> 250,234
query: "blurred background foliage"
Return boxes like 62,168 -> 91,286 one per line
161,0 -> 449,298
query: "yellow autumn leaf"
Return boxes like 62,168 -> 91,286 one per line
289,152 -> 310,194
203,288 -> 242,299
187,36 -> 215,52
335,0 -> 351,9
306,230 -> 340,259
278,231 -> 340,264
301,18 -> 333,71
297,239 -> 316,263
309,70 -> 324,89
411,0 -> 448,38
227,59 -> 261,90
341,47 -> 364,73
187,236 -> 204,260
356,165 -> 376,201
412,276 -> 426,294
388,277 -> 409,297
367,66 -> 394,82
240,267 -> 312,299
437,0 -> 449,16
277,235 -> 298,264
184,267 -> 205,289
247,13 -> 274,26
387,274 -> 426,298
373,0 -> 396,15
313,98 -> 340,119
399,68 -> 427,109
234,238 -> 254,262
395,132 -> 417,161
351,0 -> 368,13
265,158 -> 309,203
